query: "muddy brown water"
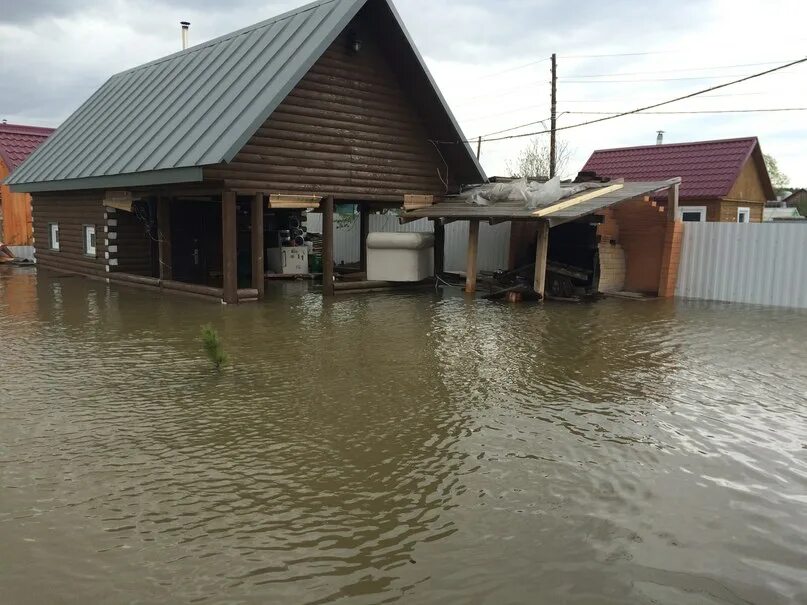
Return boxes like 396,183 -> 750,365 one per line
1,266 -> 806,605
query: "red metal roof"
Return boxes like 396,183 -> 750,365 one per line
581,137 -> 773,200
0,123 -> 55,172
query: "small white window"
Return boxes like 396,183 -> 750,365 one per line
737,207 -> 751,223
678,206 -> 707,222
84,225 -> 96,256
49,223 -> 60,250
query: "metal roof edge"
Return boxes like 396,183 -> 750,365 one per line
381,0 -> 487,184
221,0 -> 366,164
8,166 -> 203,193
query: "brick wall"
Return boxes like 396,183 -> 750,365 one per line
658,221 -> 682,297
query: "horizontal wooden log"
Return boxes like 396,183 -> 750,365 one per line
162,279 -> 223,297
107,272 -> 160,287
219,179 -> 418,199
208,167 -> 442,191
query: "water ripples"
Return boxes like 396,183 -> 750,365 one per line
1,267 -> 806,604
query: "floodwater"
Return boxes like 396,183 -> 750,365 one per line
1,266 -> 806,605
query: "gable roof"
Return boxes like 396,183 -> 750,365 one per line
0,123 -> 55,172
7,0 -> 484,192
581,137 -> 775,201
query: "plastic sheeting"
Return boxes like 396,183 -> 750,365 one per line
462,177 -> 587,210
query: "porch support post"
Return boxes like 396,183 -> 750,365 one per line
533,220 -> 550,300
322,195 -> 335,297
222,191 -> 238,304
667,182 -> 680,221
433,219 -> 445,276
359,203 -> 369,274
157,196 -> 172,280
465,219 -> 480,293
251,192 -> 265,299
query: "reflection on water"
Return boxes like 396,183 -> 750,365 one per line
1,266 -> 806,605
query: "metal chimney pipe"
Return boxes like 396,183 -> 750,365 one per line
180,21 -> 190,50
656,130 -> 665,145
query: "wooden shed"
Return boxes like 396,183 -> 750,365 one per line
582,137 -> 775,223
0,123 -> 54,249
5,0 -> 485,302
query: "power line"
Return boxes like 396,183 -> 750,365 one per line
565,107 -> 807,115
559,50 -> 673,59
560,72 -> 792,84
566,60 -> 797,78
559,92 -> 771,103
468,56 -> 807,143
477,57 -> 551,80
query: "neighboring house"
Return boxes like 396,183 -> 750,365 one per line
0,123 -> 55,250
781,189 -> 807,215
763,207 -> 804,221
581,137 -> 775,223
5,0 -> 484,302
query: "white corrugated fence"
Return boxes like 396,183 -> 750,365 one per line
305,213 -> 510,273
677,223 -> 807,309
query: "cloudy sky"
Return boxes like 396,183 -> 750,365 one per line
2,0 -> 806,186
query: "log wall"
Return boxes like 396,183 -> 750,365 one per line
110,207 -> 154,276
204,27 -> 450,202
31,192 -> 107,276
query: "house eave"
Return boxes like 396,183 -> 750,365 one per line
8,167 -> 204,193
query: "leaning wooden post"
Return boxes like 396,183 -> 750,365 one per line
667,182 -> 680,221
322,195 -> 335,297
251,192 -> 265,299
222,191 -> 238,304
359,203 -> 369,275
156,196 -> 172,280
433,219 -> 445,276
533,219 -> 550,300
465,219 -> 480,293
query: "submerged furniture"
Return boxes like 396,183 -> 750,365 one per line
366,232 -> 434,281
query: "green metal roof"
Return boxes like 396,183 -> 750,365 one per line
8,0 -> 485,193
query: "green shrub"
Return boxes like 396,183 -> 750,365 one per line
201,324 -> 228,370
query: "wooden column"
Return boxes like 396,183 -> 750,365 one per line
359,203 -> 370,274
667,182 -> 680,221
322,195 -> 335,297
433,219 -> 445,275
533,220 -> 550,300
222,191 -> 238,304
251,192 -> 265,299
156,196 -> 172,280
465,219 -> 480,293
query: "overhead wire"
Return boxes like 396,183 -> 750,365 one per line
564,108 -> 807,115
446,56 -> 807,144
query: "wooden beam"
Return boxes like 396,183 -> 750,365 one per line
532,183 -> 624,217
156,196 -> 172,280
533,220 -> 550,300
359,203 -> 369,274
667,182 -> 680,221
465,219 -> 480,293
222,191 -> 238,304
433,219 -> 445,275
251,192 -> 265,299
321,195 -> 335,297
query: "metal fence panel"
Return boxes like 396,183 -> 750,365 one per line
305,213 -> 511,273
677,223 -> 807,309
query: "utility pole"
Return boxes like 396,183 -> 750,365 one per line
549,52 -> 557,179
476,136 -> 482,160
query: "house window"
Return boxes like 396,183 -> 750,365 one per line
678,206 -> 707,222
49,223 -> 60,250
83,225 -> 96,256
737,207 -> 751,223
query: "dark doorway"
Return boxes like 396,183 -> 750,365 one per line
170,200 -> 222,286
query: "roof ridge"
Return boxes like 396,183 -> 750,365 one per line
115,0 -> 344,78
0,123 -> 56,135
591,136 -> 758,154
